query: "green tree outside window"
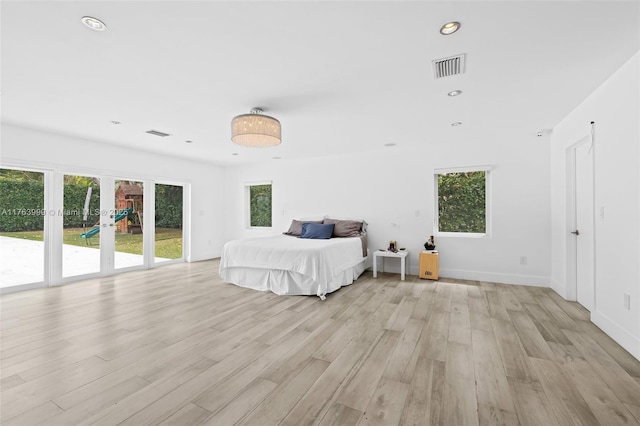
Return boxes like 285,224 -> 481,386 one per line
249,184 -> 272,227
437,171 -> 487,234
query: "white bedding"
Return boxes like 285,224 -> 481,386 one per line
219,235 -> 368,299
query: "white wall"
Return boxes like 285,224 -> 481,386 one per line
0,124 -> 226,262
550,52 -> 640,359
223,131 -> 551,286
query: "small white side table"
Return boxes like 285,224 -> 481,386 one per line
373,250 -> 409,281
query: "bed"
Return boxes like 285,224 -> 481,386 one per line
219,219 -> 370,299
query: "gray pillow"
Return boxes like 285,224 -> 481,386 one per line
323,218 -> 363,237
284,219 -> 323,236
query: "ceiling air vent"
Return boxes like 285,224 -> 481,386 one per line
432,53 -> 466,79
146,129 -> 171,137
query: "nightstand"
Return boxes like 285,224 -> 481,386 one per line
373,250 -> 409,281
419,251 -> 439,280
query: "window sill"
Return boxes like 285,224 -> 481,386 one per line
435,232 -> 490,238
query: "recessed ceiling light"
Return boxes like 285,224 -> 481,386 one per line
447,90 -> 463,97
440,21 -> 460,35
384,143 -> 397,147
81,16 -> 107,31
451,122 -> 462,127
110,120 -> 121,125
231,153 -> 239,156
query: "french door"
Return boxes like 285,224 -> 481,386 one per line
58,175 -> 150,282
1,167 -> 186,291
0,167 -> 46,292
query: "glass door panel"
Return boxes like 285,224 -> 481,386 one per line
0,168 -> 45,288
155,184 -> 183,262
114,180 -> 144,270
62,175 -> 101,278
2,174 -> 185,287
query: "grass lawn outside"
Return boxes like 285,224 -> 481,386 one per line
0,227 -> 183,259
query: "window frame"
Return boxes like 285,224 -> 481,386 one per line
245,181 -> 273,229
434,165 -> 492,238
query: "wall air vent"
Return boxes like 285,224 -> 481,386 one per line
432,53 -> 466,79
146,129 -> 171,137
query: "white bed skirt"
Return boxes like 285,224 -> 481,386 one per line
221,255 -> 370,299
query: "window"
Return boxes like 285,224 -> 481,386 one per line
155,183 -> 184,262
435,166 -> 490,237
246,182 -> 272,227
0,168 -> 45,288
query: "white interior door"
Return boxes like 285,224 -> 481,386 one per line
575,140 -> 595,311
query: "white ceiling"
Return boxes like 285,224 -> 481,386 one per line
1,1 -> 638,166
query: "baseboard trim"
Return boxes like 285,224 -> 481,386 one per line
190,252 -> 221,262
550,278 -> 568,299
0,281 -> 45,294
438,268 -> 549,287
591,311 -> 640,361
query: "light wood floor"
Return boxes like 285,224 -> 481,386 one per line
2,260 -> 640,426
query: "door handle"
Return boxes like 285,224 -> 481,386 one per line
571,230 -> 580,235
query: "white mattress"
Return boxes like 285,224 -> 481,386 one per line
219,235 -> 369,299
